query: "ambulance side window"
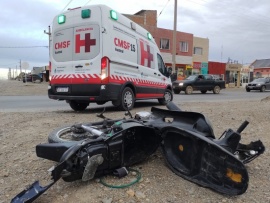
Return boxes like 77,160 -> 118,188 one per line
157,53 -> 168,77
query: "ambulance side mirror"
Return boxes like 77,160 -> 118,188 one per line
167,67 -> 172,75
166,67 -> 172,77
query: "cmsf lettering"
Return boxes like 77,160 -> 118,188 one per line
114,38 -> 135,52
55,41 -> 71,49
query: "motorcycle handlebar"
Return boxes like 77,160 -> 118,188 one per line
236,120 -> 249,133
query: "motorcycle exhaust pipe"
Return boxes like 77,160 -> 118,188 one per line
81,125 -> 104,136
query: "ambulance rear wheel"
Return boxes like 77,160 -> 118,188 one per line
158,89 -> 173,105
69,101 -> 88,111
117,87 -> 135,111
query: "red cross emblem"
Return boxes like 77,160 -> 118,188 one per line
75,33 -> 96,53
140,40 -> 154,68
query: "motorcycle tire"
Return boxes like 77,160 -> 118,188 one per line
48,124 -> 91,143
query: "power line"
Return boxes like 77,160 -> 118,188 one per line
61,0 -> 74,12
0,62 -> 18,67
11,0 -> 73,66
158,0 -> 171,18
0,46 -> 48,48
84,0 -> 93,6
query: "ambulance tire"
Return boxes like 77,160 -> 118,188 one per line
158,89 -> 173,105
69,101 -> 88,111
117,87 -> 135,111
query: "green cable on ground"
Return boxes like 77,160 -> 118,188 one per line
99,168 -> 141,188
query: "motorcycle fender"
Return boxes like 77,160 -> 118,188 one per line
161,127 -> 249,195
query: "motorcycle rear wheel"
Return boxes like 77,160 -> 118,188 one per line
48,124 -> 90,143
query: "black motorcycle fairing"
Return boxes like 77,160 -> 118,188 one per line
61,143 -> 108,182
37,123 -> 160,183
161,127 -> 249,195
106,123 -> 161,167
150,107 -> 215,139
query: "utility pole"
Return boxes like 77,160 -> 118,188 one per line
8,68 -> 11,80
172,0 -> 177,73
44,26 -> 51,45
44,26 -> 51,82
19,59 -> 21,73
44,26 -> 51,58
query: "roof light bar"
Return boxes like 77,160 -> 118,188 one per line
58,15 -> 66,24
81,9 -> 91,19
110,10 -> 118,20
147,33 -> 152,40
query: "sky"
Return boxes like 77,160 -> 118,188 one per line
0,0 -> 270,75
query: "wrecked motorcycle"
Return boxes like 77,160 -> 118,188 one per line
11,102 -> 265,202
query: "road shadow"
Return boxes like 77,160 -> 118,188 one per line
55,101 -> 164,115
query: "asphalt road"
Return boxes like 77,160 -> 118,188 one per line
1,89 -> 270,112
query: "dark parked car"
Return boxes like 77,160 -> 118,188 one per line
172,74 -> 226,94
246,77 -> 270,92
23,74 -> 43,83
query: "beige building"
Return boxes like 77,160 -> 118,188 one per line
193,37 -> 209,63
192,36 -> 209,75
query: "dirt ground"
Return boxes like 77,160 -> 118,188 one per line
0,80 -> 270,203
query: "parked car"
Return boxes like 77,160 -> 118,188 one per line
23,74 -> 43,83
172,74 -> 226,94
245,77 -> 270,92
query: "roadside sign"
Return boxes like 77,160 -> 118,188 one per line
22,62 -> 29,70
22,62 -> 29,83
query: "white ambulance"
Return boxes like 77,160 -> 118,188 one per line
48,4 -> 173,111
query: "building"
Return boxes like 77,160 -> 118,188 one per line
250,59 -> 270,78
208,61 -> 226,80
124,10 -> 209,80
193,36 -> 209,75
225,63 -> 242,87
32,66 -> 50,82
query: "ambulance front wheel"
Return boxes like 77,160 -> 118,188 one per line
158,89 -> 173,105
69,101 -> 89,111
113,87 -> 135,111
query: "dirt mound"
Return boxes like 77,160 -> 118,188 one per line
261,96 -> 270,102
